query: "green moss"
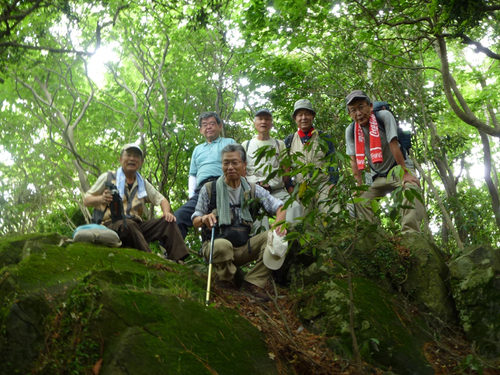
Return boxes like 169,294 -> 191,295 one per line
0,234 -> 278,374
298,277 -> 433,375
97,288 -> 276,374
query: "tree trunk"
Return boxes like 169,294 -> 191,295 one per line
478,130 -> 500,230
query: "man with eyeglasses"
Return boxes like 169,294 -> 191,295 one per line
192,144 -> 287,302
345,90 -> 424,234
84,144 -> 189,261
174,112 -> 236,239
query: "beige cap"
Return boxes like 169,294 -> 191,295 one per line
263,230 -> 288,270
121,143 -> 143,158
292,99 -> 316,118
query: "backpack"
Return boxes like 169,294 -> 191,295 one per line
90,172 -> 129,228
244,139 -> 281,153
351,101 -> 412,157
91,172 -> 115,224
202,181 -> 258,247
72,224 -> 122,247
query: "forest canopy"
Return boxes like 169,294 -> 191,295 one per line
1,0 -> 499,250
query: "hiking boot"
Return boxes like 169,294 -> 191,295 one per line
215,279 -> 238,291
241,281 -> 271,302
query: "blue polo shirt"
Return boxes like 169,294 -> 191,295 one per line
189,137 -> 236,186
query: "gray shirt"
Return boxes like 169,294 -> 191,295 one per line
345,110 -> 399,176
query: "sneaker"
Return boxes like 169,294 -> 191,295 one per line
241,281 -> 271,302
215,279 -> 237,291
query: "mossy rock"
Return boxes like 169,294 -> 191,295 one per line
400,233 -> 458,324
449,245 -> 500,358
0,234 -> 278,374
297,277 -> 434,375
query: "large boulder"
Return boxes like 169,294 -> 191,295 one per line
0,234 -> 278,375
400,233 -> 458,324
297,276 -> 434,375
449,245 -> 500,358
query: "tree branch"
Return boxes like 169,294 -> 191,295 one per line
458,34 -> 500,60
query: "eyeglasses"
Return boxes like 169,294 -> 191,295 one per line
200,121 -> 218,128
222,161 -> 242,167
348,104 -> 368,114
124,152 -> 142,159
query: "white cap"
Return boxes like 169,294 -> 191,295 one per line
121,143 -> 143,158
263,230 -> 288,270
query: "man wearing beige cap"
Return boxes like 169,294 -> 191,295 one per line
83,143 -> 189,261
345,90 -> 424,233
283,99 -> 339,214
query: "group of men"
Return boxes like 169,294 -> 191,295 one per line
84,90 -> 424,302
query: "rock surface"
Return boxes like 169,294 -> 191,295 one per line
449,244 -> 500,358
0,234 -> 277,375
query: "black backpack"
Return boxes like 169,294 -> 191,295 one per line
351,101 -> 412,157
201,181 -> 259,246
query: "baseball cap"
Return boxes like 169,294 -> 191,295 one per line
121,143 -> 143,158
263,230 -> 288,270
292,99 -> 316,118
255,108 -> 272,117
345,90 -> 371,106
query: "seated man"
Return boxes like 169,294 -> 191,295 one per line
345,90 -> 424,234
83,143 -> 189,261
242,108 -> 302,231
284,99 -> 339,215
192,144 -> 287,302
174,112 -> 236,239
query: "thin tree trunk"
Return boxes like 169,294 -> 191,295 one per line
478,130 -> 500,230
413,157 -> 464,250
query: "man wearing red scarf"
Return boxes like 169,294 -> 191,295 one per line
345,90 -> 424,234
284,99 -> 339,215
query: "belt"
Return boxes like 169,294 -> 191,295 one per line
198,176 -> 220,187
195,176 -> 220,194
257,183 -> 283,194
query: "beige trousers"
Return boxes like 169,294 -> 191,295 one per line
202,231 -> 271,288
354,172 -> 425,234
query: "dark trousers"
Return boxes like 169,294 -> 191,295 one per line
105,218 -> 189,261
174,176 -> 219,239
173,194 -> 199,239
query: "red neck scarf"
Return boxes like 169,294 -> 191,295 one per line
298,127 -> 314,138
355,113 -> 383,170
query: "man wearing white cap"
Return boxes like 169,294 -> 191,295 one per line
242,108 -> 302,231
284,99 -> 339,214
83,144 -> 189,261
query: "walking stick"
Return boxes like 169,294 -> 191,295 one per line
205,226 -> 215,306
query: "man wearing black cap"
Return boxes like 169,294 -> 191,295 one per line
83,143 -> 189,261
242,109 -> 302,230
284,99 -> 339,214
345,90 -> 424,234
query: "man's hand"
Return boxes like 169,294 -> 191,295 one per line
162,213 -> 176,222
101,190 -> 113,205
274,225 -> 287,237
201,213 -> 217,229
403,171 -> 420,187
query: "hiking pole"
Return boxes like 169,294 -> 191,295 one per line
205,226 -> 215,306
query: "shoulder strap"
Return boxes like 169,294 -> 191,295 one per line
284,133 -> 295,149
245,140 -> 251,152
374,111 -> 386,133
205,181 -> 217,214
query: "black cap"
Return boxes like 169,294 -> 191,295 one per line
255,108 -> 272,117
345,90 -> 371,106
